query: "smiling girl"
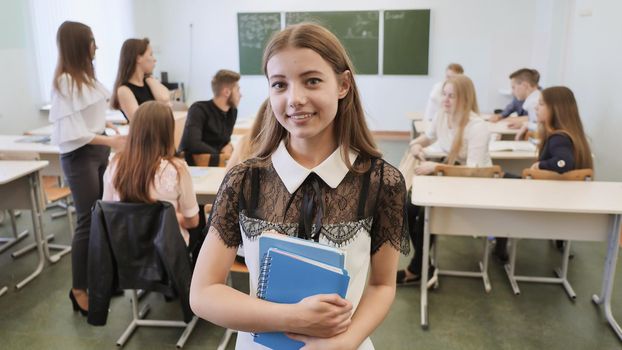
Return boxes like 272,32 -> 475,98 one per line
190,23 -> 409,350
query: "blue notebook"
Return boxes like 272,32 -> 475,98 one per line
254,247 -> 350,350
258,232 -> 346,269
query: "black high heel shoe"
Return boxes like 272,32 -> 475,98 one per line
69,290 -> 88,316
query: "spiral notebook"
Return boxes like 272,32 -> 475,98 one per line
259,232 -> 346,268
254,240 -> 350,350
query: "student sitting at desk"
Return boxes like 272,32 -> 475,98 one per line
397,74 -> 491,285
179,69 -> 241,166
530,86 -> 593,173
488,96 -> 527,122
504,68 -> 541,139
423,63 -> 464,122
494,86 -> 594,260
102,101 -> 199,244
110,38 -> 171,122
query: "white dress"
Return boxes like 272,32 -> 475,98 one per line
208,142 -> 409,350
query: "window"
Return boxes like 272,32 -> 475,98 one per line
29,0 -> 134,101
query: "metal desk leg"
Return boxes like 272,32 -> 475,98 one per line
0,286 -> 7,297
592,214 -> 622,340
0,210 -> 29,254
420,206 -> 431,330
34,173 -> 68,264
15,174 -> 45,290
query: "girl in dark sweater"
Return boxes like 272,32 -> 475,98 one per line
495,86 -> 593,261
530,86 -> 593,173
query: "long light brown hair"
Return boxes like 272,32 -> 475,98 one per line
256,23 -> 381,172
238,98 -> 270,162
53,21 -> 96,95
538,86 -> 593,170
445,75 -> 479,165
110,38 -> 150,110
113,101 -> 181,203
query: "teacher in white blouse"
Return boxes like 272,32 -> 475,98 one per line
49,21 -> 126,317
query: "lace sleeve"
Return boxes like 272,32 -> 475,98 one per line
370,161 -> 410,255
206,163 -> 248,248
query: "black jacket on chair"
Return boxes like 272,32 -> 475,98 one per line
87,200 -> 194,326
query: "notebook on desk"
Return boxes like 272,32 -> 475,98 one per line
254,234 -> 349,350
15,135 -> 50,144
489,141 -> 537,152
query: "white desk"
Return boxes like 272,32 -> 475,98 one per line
423,141 -> 537,174
406,112 -> 425,121
25,124 -> 130,137
488,119 -> 520,136
411,176 -> 622,340
414,119 -> 519,138
0,161 -> 52,290
0,135 -> 62,177
233,118 -> 255,135
106,110 -> 128,124
407,112 -> 494,122
190,167 -> 227,204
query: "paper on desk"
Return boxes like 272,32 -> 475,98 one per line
189,167 -> 210,178
489,141 -> 536,152
15,135 -> 51,144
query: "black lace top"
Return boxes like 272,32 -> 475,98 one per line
207,156 -> 410,256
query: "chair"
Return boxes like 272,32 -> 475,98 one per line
192,153 -> 229,168
88,201 -> 198,348
0,209 -> 28,255
429,164 -> 503,293
504,168 -> 593,299
216,260 -> 249,350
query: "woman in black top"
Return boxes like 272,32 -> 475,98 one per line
110,38 -> 170,122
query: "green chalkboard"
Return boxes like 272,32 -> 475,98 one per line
238,13 -> 281,75
383,10 -> 430,75
286,11 -> 379,75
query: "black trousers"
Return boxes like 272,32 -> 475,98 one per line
406,203 -> 436,274
60,144 -> 110,289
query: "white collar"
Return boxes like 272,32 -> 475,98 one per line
271,141 -> 358,194
525,89 -> 541,103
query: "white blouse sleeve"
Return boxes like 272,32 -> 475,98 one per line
425,110 -> 441,143
423,82 -> 441,122
465,119 -> 493,167
49,74 -> 106,148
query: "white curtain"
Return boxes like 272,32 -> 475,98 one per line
28,0 -> 135,101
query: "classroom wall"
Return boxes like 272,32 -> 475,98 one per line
132,0 -> 551,130
562,0 -> 622,181
0,0 -> 45,134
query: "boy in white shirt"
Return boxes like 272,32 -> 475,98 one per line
504,68 -> 541,140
